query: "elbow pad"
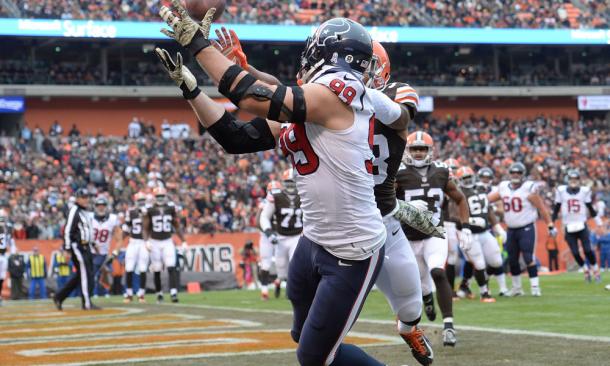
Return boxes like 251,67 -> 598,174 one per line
206,111 -> 276,154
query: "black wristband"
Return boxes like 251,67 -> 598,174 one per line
460,223 -> 471,231
181,83 -> 201,100
186,31 -> 212,57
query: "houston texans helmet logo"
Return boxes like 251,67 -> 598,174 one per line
315,18 -> 352,46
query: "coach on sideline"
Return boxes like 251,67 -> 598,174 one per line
54,188 -> 99,310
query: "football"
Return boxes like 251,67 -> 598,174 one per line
184,0 -> 225,21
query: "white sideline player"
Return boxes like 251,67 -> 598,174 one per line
123,192 -> 150,303
552,170 -> 601,282
488,162 -> 555,297
259,168 -> 302,299
89,196 -> 121,298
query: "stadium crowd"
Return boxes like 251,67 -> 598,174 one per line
1,58 -> 609,87
0,115 -> 607,240
2,0 -> 607,28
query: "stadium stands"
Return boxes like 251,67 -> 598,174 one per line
3,0 -> 608,29
2,116 -> 606,240
1,57 -> 608,86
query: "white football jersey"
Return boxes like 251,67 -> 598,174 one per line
278,66 -> 385,260
554,185 -> 592,225
495,180 -> 539,228
89,213 -> 120,255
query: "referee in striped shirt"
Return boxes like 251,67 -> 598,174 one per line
54,188 -> 100,310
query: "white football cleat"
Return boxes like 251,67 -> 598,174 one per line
508,287 -> 525,297
531,287 -> 542,297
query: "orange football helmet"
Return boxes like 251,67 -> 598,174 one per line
281,168 -> 297,195
266,180 -> 282,192
404,131 -> 433,167
366,40 -> 391,90
134,192 -> 147,207
456,166 -> 476,188
444,158 -> 460,176
153,186 -> 167,205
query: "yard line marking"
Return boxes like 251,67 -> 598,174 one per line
169,303 -> 610,343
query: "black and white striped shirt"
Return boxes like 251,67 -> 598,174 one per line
64,205 -> 93,250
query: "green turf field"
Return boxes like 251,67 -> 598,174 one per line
2,272 -> 609,366
177,272 -> 610,337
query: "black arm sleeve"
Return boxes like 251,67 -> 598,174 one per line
586,203 -> 597,218
551,203 -> 561,222
206,111 -> 277,154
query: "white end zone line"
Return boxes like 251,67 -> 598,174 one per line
36,330 -> 400,366
162,302 -> 610,344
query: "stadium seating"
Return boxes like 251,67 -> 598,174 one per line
2,115 -> 606,240
2,0 -> 608,28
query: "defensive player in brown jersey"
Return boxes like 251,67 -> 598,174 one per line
143,186 -> 187,304
455,167 -> 509,301
122,192 -> 150,303
259,169 -> 303,299
441,158 -> 462,298
364,41 -> 436,365
396,131 -> 471,347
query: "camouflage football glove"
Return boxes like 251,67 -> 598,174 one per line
155,48 -> 200,100
159,0 -> 215,56
394,199 -> 445,239
212,26 -> 248,69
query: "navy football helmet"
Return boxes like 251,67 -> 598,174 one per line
297,18 -> 373,84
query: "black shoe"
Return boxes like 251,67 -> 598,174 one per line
157,293 -> 164,304
457,283 -> 474,299
53,296 -> 63,311
171,294 -> 179,303
424,302 -> 436,322
83,304 -> 102,310
274,282 -> 281,299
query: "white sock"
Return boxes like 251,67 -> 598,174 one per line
496,274 -> 508,292
512,275 -> 522,289
137,289 -> 145,297
479,284 -> 488,295
170,288 -> 177,296
261,285 -> 268,295
443,317 -> 453,325
397,320 -> 414,333
125,288 -> 133,297
530,277 -> 539,288
593,264 -> 599,272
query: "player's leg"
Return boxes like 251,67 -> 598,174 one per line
519,223 -> 540,296
464,234 -> 493,301
123,240 -> 138,302
292,237 -> 385,366
137,240 -> 150,302
423,237 -> 456,346
375,217 -> 432,366
411,240 -> 434,321
91,254 -> 105,297
0,256 -> 6,303
480,231 -> 508,295
162,240 -> 179,302
457,260 -> 474,299
258,234 -> 274,300
72,244 -> 93,309
445,222 -> 459,295
149,240 -> 164,302
274,237 -> 289,299
579,227 -> 600,282
565,230 -> 585,269
505,228 -> 524,296
287,236 -> 317,349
